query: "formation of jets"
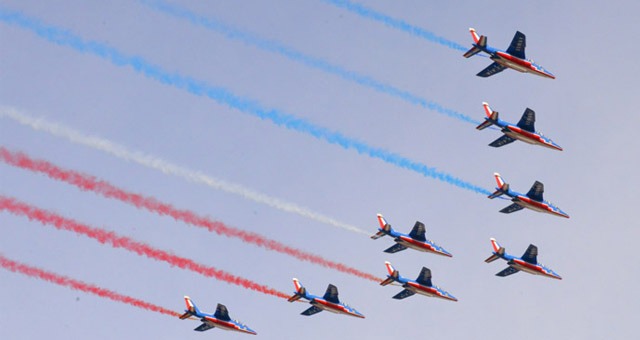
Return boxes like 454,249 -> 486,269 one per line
176,28 -> 566,335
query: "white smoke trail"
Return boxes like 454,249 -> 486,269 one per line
0,106 -> 368,235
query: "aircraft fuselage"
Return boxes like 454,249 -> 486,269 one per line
508,259 -> 562,280
394,236 -> 452,257
502,126 -> 562,151
404,282 -> 458,301
491,51 -> 555,79
511,195 -> 569,218
201,316 -> 257,335
310,299 -> 364,318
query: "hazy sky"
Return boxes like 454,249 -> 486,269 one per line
1,1 -> 639,339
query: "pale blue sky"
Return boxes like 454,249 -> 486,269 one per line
1,1 -> 639,339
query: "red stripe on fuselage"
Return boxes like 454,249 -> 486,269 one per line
203,316 -> 241,331
511,260 -> 558,279
515,197 -> 566,217
313,299 -> 362,318
494,52 -> 552,78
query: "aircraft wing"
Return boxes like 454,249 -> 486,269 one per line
416,267 -> 433,287
477,62 -> 506,77
194,323 -> 216,332
301,306 -> 323,316
392,289 -> 416,300
496,266 -> 520,277
384,243 -> 408,253
517,108 -> 536,132
371,230 -> 386,239
214,303 -> 231,321
323,284 -> 340,304
500,203 -> 525,214
526,181 -> 544,201
506,31 -> 526,59
489,135 -> 516,148
521,244 -> 539,264
408,221 -> 427,242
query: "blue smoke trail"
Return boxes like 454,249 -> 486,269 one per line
140,0 -> 477,125
322,0 -> 468,52
0,8 -> 491,196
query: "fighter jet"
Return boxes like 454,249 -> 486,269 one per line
371,214 -> 452,257
287,278 -> 365,318
485,238 -> 562,280
476,102 -> 562,151
463,28 -> 555,79
489,173 -> 569,218
178,296 -> 257,335
380,261 -> 457,301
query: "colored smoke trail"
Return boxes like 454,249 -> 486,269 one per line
0,9 -> 491,196
141,0 -> 477,124
0,254 -> 180,318
0,151 -> 379,282
0,107 -> 367,235
0,196 -> 293,298
321,0 -> 468,52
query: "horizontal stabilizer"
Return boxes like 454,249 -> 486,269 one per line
484,254 -> 501,263
370,230 -> 386,239
476,119 -> 493,130
380,277 -> 395,286
488,184 -> 509,199
463,46 -> 482,58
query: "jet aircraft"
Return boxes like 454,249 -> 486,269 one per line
485,238 -> 562,280
178,296 -> 257,335
476,102 -> 562,151
380,261 -> 457,302
463,28 -> 555,79
287,278 -> 365,318
371,214 -> 452,257
488,173 -> 569,218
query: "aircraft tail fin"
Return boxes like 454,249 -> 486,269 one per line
380,261 -> 400,286
476,102 -> 499,130
288,278 -> 307,302
372,214 -> 392,239
463,28 -> 487,58
484,238 -> 506,263
179,296 -> 200,319
488,173 -> 509,199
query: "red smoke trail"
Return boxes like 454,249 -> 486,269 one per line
0,254 -> 180,317
0,147 -> 379,282
0,196 -> 290,299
